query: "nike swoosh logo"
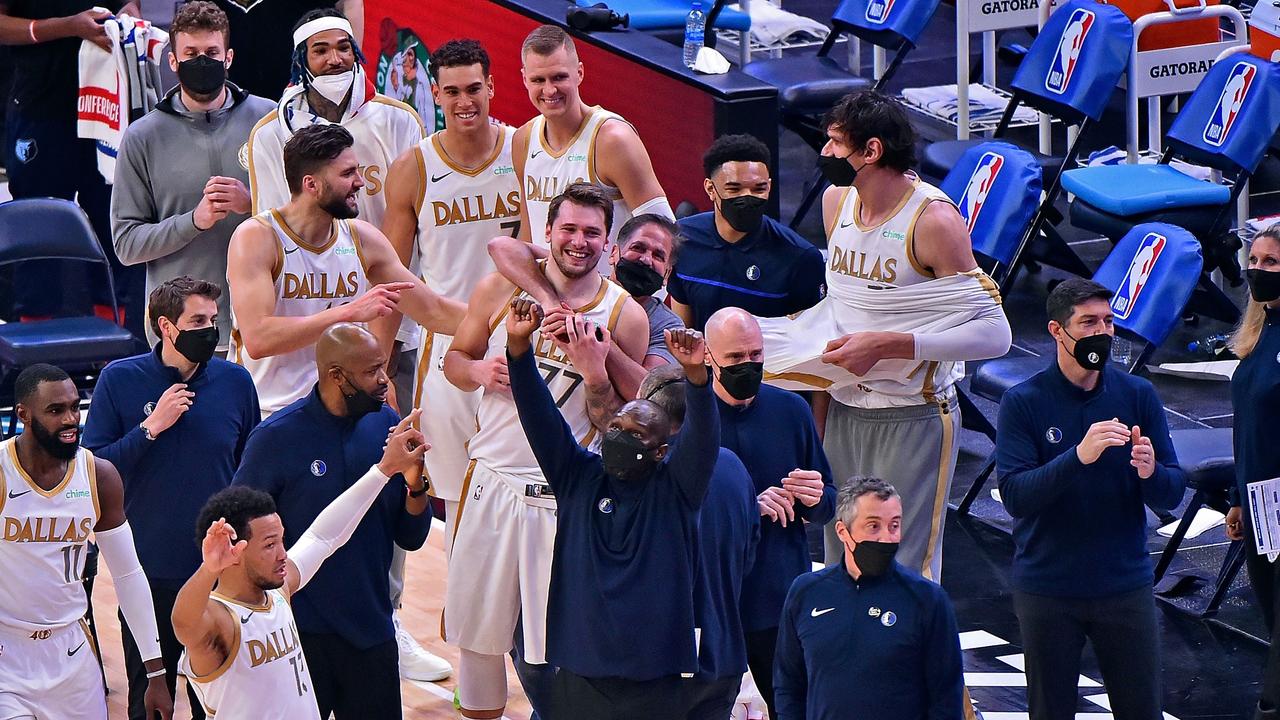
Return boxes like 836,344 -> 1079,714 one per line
67,641 -> 85,656
8,489 -> 30,499
839,220 -> 855,228
810,607 -> 835,617
284,246 -> 299,254
430,172 -> 453,183
241,613 -> 252,624
531,150 -> 543,159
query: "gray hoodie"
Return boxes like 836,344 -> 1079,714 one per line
111,83 -> 274,350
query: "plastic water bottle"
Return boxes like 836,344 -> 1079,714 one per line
1186,333 -> 1235,359
684,1 -> 705,69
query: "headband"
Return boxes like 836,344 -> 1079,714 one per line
292,16 -> 354,48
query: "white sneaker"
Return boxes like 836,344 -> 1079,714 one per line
393,612 -> 452,681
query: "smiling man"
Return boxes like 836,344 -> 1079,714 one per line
231,324 -> 433,719
227,123 -> 463,418
512,24 -> 673,270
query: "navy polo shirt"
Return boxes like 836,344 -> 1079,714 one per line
670,212 -> 826,330
83,346 -> 260,588
231,387 -> 429,649
1232,308 -> 1280,505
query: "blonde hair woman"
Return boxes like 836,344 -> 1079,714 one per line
1225,224 -> 1280,720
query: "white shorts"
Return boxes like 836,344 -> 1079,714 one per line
443,462 -> 556,664
0,620 -> 106,720
414,331 -> 482,503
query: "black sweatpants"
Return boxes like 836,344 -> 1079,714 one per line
299,632 -> 401,720
4,101 -> 141,332
744,627 -> 779,720
120,583 -> 206,720
1243,506 -> 1280,710
1013,587 -> 1162,720
684,675 -> 740,720
553,670 -> 688,720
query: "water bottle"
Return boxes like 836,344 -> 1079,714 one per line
1186,333 -> 1235,359
684,1 -> 705,69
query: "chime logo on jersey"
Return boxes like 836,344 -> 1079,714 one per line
1046,8 -> 1095,95
958,152 -> 1004,232
1111,232 -> 1166,320
866,0 -> 897,24
1203,61 -> 1257,147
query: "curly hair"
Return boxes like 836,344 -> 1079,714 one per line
194,486 -> 278,547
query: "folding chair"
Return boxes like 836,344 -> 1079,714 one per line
1061,56 -> 1280,325
0,198 -> 137,436
958,222 -> 1204,515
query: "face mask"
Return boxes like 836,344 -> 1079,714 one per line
601,428 -> 660,483
176,54 -> 227,97
614,257 -> 664,298
818,153 -> 859,187
339,372 -> 384,419
716,360 -> 763,401
846,537 -> 898,579
309,69 -> 355,106
1063,329 -> 1112,371
173,325 -> 219,364
717,193 -> 768,234
1247,268 -> 1280,303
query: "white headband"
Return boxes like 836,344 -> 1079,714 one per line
293,17 -> 354,48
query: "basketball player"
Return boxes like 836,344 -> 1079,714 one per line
0,364 -> 172,720
514,24 -> 673,270
441,183 -> 649,719
383,38 -> 518,550
172,413 -> 427,719
227,123 -> 463,418
807,90 -> 1012,579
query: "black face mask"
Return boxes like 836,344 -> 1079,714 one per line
717,193 -> 768,234
601,428 -> 661,483
849,538 -> 898,578
614,257 -> 664,298
176,54 -> 227,98
716,360 -> 763,401
818,153 -> 859,187
339,372 -> 384,419
1064,330 -> 1112,371
1247,268 -> 1280,303
173,325 -> 219,364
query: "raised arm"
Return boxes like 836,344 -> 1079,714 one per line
93,457 -> 173,720
226,218 -> 404,359
550,298 -> 650,431
664,328 -> 718,508
487,235 -> 557,308
172,520 -> 242,681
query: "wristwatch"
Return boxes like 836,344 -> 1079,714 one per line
139,422 -> 156,441
408,483 -> 429,498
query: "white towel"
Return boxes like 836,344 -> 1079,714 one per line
759,270 -> 1002,393
902,84 -> 1039,125
730,1 -> 825,47
77,14 -> 168,183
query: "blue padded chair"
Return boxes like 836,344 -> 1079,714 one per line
0,198 -> 136,435
577,0 -> 752,32
1062,57 -> 1280,325
744,0 -> 943,226
939,141 -> 1043,282
957,223 -> 1203,514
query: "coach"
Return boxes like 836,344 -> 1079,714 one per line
83,276 -> 259,720
112,1 -> 273,354
996,278 -> 1185,720
232,323 -> 430,719
507,300 -> 717,718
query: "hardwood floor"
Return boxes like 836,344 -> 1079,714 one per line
94,521 -> 533,719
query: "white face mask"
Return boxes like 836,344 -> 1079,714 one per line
309,69 -> 355,106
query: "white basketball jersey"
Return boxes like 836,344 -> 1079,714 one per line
416,125 -> 520,300
230,210 -> 372,416
0,439 -> 98,631
825,175 -> 965,408
467,275 -> 632,478
522,107 -> 632,270
180,589 -> 321,720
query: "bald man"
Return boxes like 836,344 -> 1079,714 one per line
232,322 -> 430,719
704,307 -> 835,719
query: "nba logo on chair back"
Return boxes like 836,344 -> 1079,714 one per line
1203,61 -> 1257,147
958,153 -> 1005,232
1111,232 -> 1167,320
866,0 -> 897,24
1046,8 -> 1096,94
